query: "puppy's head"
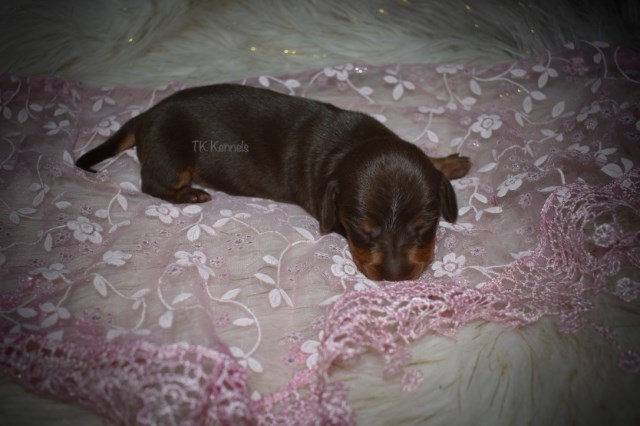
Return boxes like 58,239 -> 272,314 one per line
320,145 -> 458,281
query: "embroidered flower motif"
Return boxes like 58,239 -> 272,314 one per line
31,263 -> 69,280
470,114 -> 502,139
618,111 -> 635,126
563,57 -> 588,76
38,301 -> 71,329
436,64 -> 463,75
102,250 -> 132,266
96,115 -> 120,137
330,253 -> 377,290
592,223 -> 617,248
452,176 -> 479,189
431,253 -> 466,278
615,277 -> 639,302
300,337 -> 321,369
568,143 -> 590,154
175,250 -> 214,279
43,119 -> 70,135
384,70 -> 416,100
331,254 -> 358,279
496,173 -> 527,197
145,203 -> 180,224
67,216 -> 103,244
323,64 -> 354,81
577,101 -> 600,122
584,117 -> 598,131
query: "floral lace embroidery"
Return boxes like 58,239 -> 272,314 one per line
1,41 -> 639,424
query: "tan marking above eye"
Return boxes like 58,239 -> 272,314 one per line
359,219 -> 378,234
414,214 -> 426,229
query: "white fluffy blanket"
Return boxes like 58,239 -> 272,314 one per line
0,1 -> 639,425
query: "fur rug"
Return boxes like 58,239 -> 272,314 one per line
0,1 -> 638,425
1,0 -> 638,85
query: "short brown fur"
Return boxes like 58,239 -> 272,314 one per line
76,84 -> 471,281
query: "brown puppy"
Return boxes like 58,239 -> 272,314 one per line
76,84 -> 470,281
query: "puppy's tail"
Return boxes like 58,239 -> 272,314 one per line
76,116 -> 140,172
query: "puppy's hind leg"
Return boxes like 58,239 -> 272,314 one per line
141,165 -> 211,204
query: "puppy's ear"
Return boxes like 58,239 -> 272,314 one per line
439,176 -> 458,223
320,180 -> 339,234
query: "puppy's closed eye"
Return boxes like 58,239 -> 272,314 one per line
411,215 -> 437,242
350,219 -> 381,245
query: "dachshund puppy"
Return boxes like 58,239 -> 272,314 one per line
77,84 -> 470,281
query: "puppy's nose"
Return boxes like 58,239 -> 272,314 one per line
380,260 -> 413,281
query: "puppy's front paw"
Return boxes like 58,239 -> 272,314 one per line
181,188 -> 212,203
433,154 -> 471,180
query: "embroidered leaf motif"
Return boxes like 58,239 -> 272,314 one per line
200,224 -> 215,236
469,79 -> 482,95
18,109 -> 28,123
552,101 -> 565,118
320,294 -> 342,306
530,91 -> 546,101
213,218 -> 229,228
255,273 -> 275,285
106,329 -> 126,340
131,289 -> 150,299
359,86 -> 373,96
119,181 -> 138,192
233,318 -> 255,327
116,194 -> 127,211
93,274 -> 108,297
55,201 -> 71,209
294,227 -> 315,241
171,293 -> 192,305
17,308 -> 37,318
40,314 -> 59,328
269,288 -> 282,308
473,193 -> 488,204
280,289 -> 294,307
523,96 -> 533,113
44,233 -> 52,252
39,302 -> 56,313
221,288 -> 241,300
458,206 -> 471,216
534,155 -> 549,167
263,255 -> 279,266
285,79 -> 300,89
182,205 -> 202,215
621,158 -> 633,172
103,250 -> 132,266
538,72 -> 548,89
229,346 -> 245,358
158,311 -> 173,328
247,357 -> 264,373
62,151 -> 74,165
32,190 -> 45,207
187,225 -> 201,242
426,130 -> 439,143
601,163 -> 623,178
258,76 -> 270,87
477,162 -> 497,173
392,84 -> 403,101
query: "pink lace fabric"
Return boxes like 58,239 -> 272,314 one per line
1,41 -> 639,424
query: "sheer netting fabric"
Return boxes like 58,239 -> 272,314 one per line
1,42 -> 638,424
